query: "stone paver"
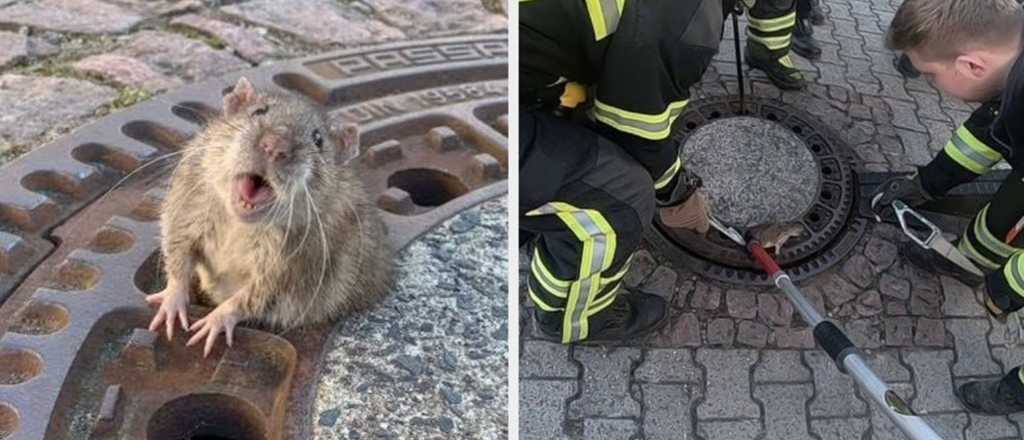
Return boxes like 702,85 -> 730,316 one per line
521,340 -> 577,379
805,350 -> 868,417
0,0 -> 144,34
635,349 -> 701,384
947,319 -> 1001,377
583,419 -> 639,439
696,349 -> 759,419
113,31 -> 247,83
72,54 -> 180,92
569,347 -> 642,419
697,420 -> 763,440
521,380 -> 575,440
170,14 -> 277,63
221,0 -> 404,46
904,350 -> 961,413
642,384 -> 699,440
754,383 -> 815,440
0,74 -> 116,149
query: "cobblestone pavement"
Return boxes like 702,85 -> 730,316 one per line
0,0 -> 506,165
518,2 -> 1024,439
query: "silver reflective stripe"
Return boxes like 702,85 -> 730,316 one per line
599,0 -> 621,34
568,210 -> 607,341
952,133 -> 1000,169
591,102 -> 686,137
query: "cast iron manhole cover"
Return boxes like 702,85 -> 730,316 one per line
0,35 -> 506,440
647,96 -> 868,286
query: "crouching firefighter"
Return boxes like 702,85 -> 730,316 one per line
871,0 -> 1024,415
520,0 -> 732,344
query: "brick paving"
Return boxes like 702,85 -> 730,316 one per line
518,1 -> 1024,438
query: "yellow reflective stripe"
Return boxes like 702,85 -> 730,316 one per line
529,288 -> 564,312
945,126 -> 1002,174
585,0 -> 624,41
531,248 -> 571,287
587,284 -> 621,316
958,126 -> 1003,161
748,33 -> 791,50
654,156 -> 683,190
592,99 -> 689,140
748,12 -> 796,32
959,233 -> 1002,270
1003,254 -> 1024,296
530,202 -> 617,343
975,206 -> 1020,259
601,255 -> 633,286
779,54 -> 795,68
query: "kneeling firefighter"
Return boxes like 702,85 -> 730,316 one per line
520,0 -> 737,344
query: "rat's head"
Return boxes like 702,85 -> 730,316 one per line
205,77 -> 360,224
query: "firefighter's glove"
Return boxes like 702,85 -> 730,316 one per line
870,172 -> 933,217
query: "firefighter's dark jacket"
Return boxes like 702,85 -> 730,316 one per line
520,0 -> 730,209
919,52 -> 1024,196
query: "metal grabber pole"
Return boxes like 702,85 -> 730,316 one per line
709,215 -> 944,439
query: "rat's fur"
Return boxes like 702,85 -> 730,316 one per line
159,78 -> 392,329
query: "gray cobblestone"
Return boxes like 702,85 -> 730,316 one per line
864,350 -> 912,382
772,326 -> 816,349
736,320 -> 769,348
727,289 -> 757,320
865,235 -> 898,271
884,316 -> 914,346
697,420 -> 762,440
754,383 -> 814,440
641,266 -> 678,300
992,346 -> 1024,374
754,350 -> 811,383
856,289 -> 884,317
903,350 -> 961,413
642,384 -> 699,440
0,0 -> 143,34
690,283 -> 722,311
569,347 -> 642,419
928,413 -> 969,440
696,349 -> 759,419
757,293 -> 793,326
846,319 -> 882,349
805,350 -> 868,417
635,349 -> 701,383
222,0 -> 404,46
810,418 -> 870,440
707,318 -> 735,346
651,313 -> 701,348
941,276 -> 986,317
583,418 -> 638,439
966,414 -> 1019,440
521,341 -> 577,379
910,279 -> 943,318
623,250 -> 656,289
915,317 -> 948,347
520,380 -> 574,440
947,319 -> 1001,377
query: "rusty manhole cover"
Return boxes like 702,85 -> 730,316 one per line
648,96 -> 868,285
0,35 -> 506,439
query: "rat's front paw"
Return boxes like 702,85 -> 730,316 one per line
187,300 -> 240,357
145,286 -> 190,341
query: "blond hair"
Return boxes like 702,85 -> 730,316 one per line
887,0 -> 1023,60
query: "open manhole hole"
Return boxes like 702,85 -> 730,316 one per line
647,96 -> 868,285
0,35 -> 507,439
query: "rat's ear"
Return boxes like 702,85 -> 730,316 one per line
331,121 -> 361,165
223,77 -> 257,116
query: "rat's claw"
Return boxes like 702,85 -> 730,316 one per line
187,302 -> 240,357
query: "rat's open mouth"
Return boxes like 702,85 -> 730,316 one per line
234,173 -> 276,220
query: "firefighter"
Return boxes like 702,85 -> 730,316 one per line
745,0 -> 807,89
520,0 -> 729,344
871,0 -> 1024,414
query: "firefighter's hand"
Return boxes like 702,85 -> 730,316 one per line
870,174 -> 932,216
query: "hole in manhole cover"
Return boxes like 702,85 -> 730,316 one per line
0,347 -> 42,385
9,300 -> 69,335
0,402 -> 17,439
146,393 -> 268,440
647,96 -> 867,285
388,168 -> 469,207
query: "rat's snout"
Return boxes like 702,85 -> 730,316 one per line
257,131 -> 290,162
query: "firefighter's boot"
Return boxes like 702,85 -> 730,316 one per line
535,291 -> 669,345
746,44 -> 806,90
958,369 -> 1024,415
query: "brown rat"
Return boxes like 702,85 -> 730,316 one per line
146,76 -> 394,356
748,221 -> 805,254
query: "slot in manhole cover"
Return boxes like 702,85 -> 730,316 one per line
0,35 -> 506,439
648,96 -> 868,285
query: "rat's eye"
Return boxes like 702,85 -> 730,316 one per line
251,105 -> 268,117
312,129 -> 323,150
